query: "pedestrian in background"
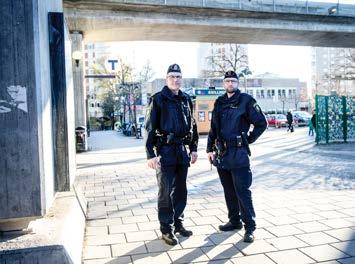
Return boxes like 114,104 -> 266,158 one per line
144,64 -> 199,245
308,118 -> 314,136
311,110 -> 316,135
286,110 -> 294,132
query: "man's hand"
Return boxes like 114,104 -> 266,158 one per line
190,151 -> 198,164
207,152 -> 215,164
147,157 -> 160,169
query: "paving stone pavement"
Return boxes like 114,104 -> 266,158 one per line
76,129 -> 355,263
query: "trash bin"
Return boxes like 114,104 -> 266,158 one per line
75,126 -> 88,152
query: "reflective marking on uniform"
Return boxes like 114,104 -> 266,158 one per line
253,102 -> 261,113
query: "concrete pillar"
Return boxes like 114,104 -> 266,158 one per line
71,33 -> 87,131
0,0 -> 69,230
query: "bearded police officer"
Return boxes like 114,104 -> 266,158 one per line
145,64 -> 199,245
207,70 -> 267,243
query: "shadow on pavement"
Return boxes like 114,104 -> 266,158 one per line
105,230 -> 250,263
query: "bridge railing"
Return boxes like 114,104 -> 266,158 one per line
121,0 -> 355,17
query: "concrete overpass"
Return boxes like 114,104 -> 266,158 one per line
64,0 -> 355,47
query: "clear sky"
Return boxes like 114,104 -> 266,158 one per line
248,44 -> 312,81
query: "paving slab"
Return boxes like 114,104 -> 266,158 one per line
201,244 -> 243,260
266,249 -> 315,264
231,254 -> 277,264
266,235 -> 309,250
296,231 -> 340,246
299,244 -> 349,262
167,248 -> 209,263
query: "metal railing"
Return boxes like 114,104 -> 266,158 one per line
315,95 -> 355,144
119,0 -> 355,17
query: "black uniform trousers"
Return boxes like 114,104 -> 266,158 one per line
217,166 -> 256,232
156,164 -> 188,234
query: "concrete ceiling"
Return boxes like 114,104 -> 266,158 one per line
63,1 -> 355,47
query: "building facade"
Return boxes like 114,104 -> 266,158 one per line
311,47 -> 355,97
83,43 -> 113,118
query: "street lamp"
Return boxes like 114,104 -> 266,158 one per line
328,0 -> 339,15
239,66 -> 252,93
72,50 -> 82,67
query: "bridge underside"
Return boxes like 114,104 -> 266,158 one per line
64,2 -> 355,47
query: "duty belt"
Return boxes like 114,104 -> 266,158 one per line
225,136 -> 244,148
158,133 -> 191,145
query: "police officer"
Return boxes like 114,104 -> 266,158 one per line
207,70 -> 267,243
145,64 -> 199,245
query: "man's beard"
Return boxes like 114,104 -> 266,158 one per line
226,87 -> 237,94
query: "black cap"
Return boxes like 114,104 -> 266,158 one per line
224,70 -> 238,80
167,64 -> 181,74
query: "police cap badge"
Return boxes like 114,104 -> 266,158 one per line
167,64 -> 181,74
224,70 -> 239,80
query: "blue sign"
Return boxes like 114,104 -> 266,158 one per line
194,89 -> 225,96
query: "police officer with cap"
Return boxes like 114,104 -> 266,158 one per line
207,70 -> 267,243
145,64 -> 199,245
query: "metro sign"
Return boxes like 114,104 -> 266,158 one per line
105,57 -> 119,72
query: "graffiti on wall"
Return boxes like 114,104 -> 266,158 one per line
0,85 -> 28,114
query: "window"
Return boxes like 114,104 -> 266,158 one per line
97,103 -> 100,107
198,103 -> 209,110
91,103 -> 94,107
256,90 -> 261,99
208,111 -> 212,121
271,90 -> 275,97
260,90 -> 265,99
267,90 -> 272,98
198,111 -> 205,122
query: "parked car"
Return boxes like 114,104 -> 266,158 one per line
293,111 -> 312,127
267,114 -> 288,128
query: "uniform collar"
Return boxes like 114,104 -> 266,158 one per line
162,86 -> 185,101
218,89 -> 241,105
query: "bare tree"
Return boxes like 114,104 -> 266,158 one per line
202,44 -> 249,78
137,60 -> 155,83
90,56 -> 133,129
322,48 -> 355,96
90,58 -> 154,132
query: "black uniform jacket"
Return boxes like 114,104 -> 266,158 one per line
145,86 -> 198,166
207,89 -> 267,169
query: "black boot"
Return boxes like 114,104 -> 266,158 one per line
174,226 -> 193,237
162,231 -> 178,245
243,231 -> 254,243
218,221 -> 243,232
